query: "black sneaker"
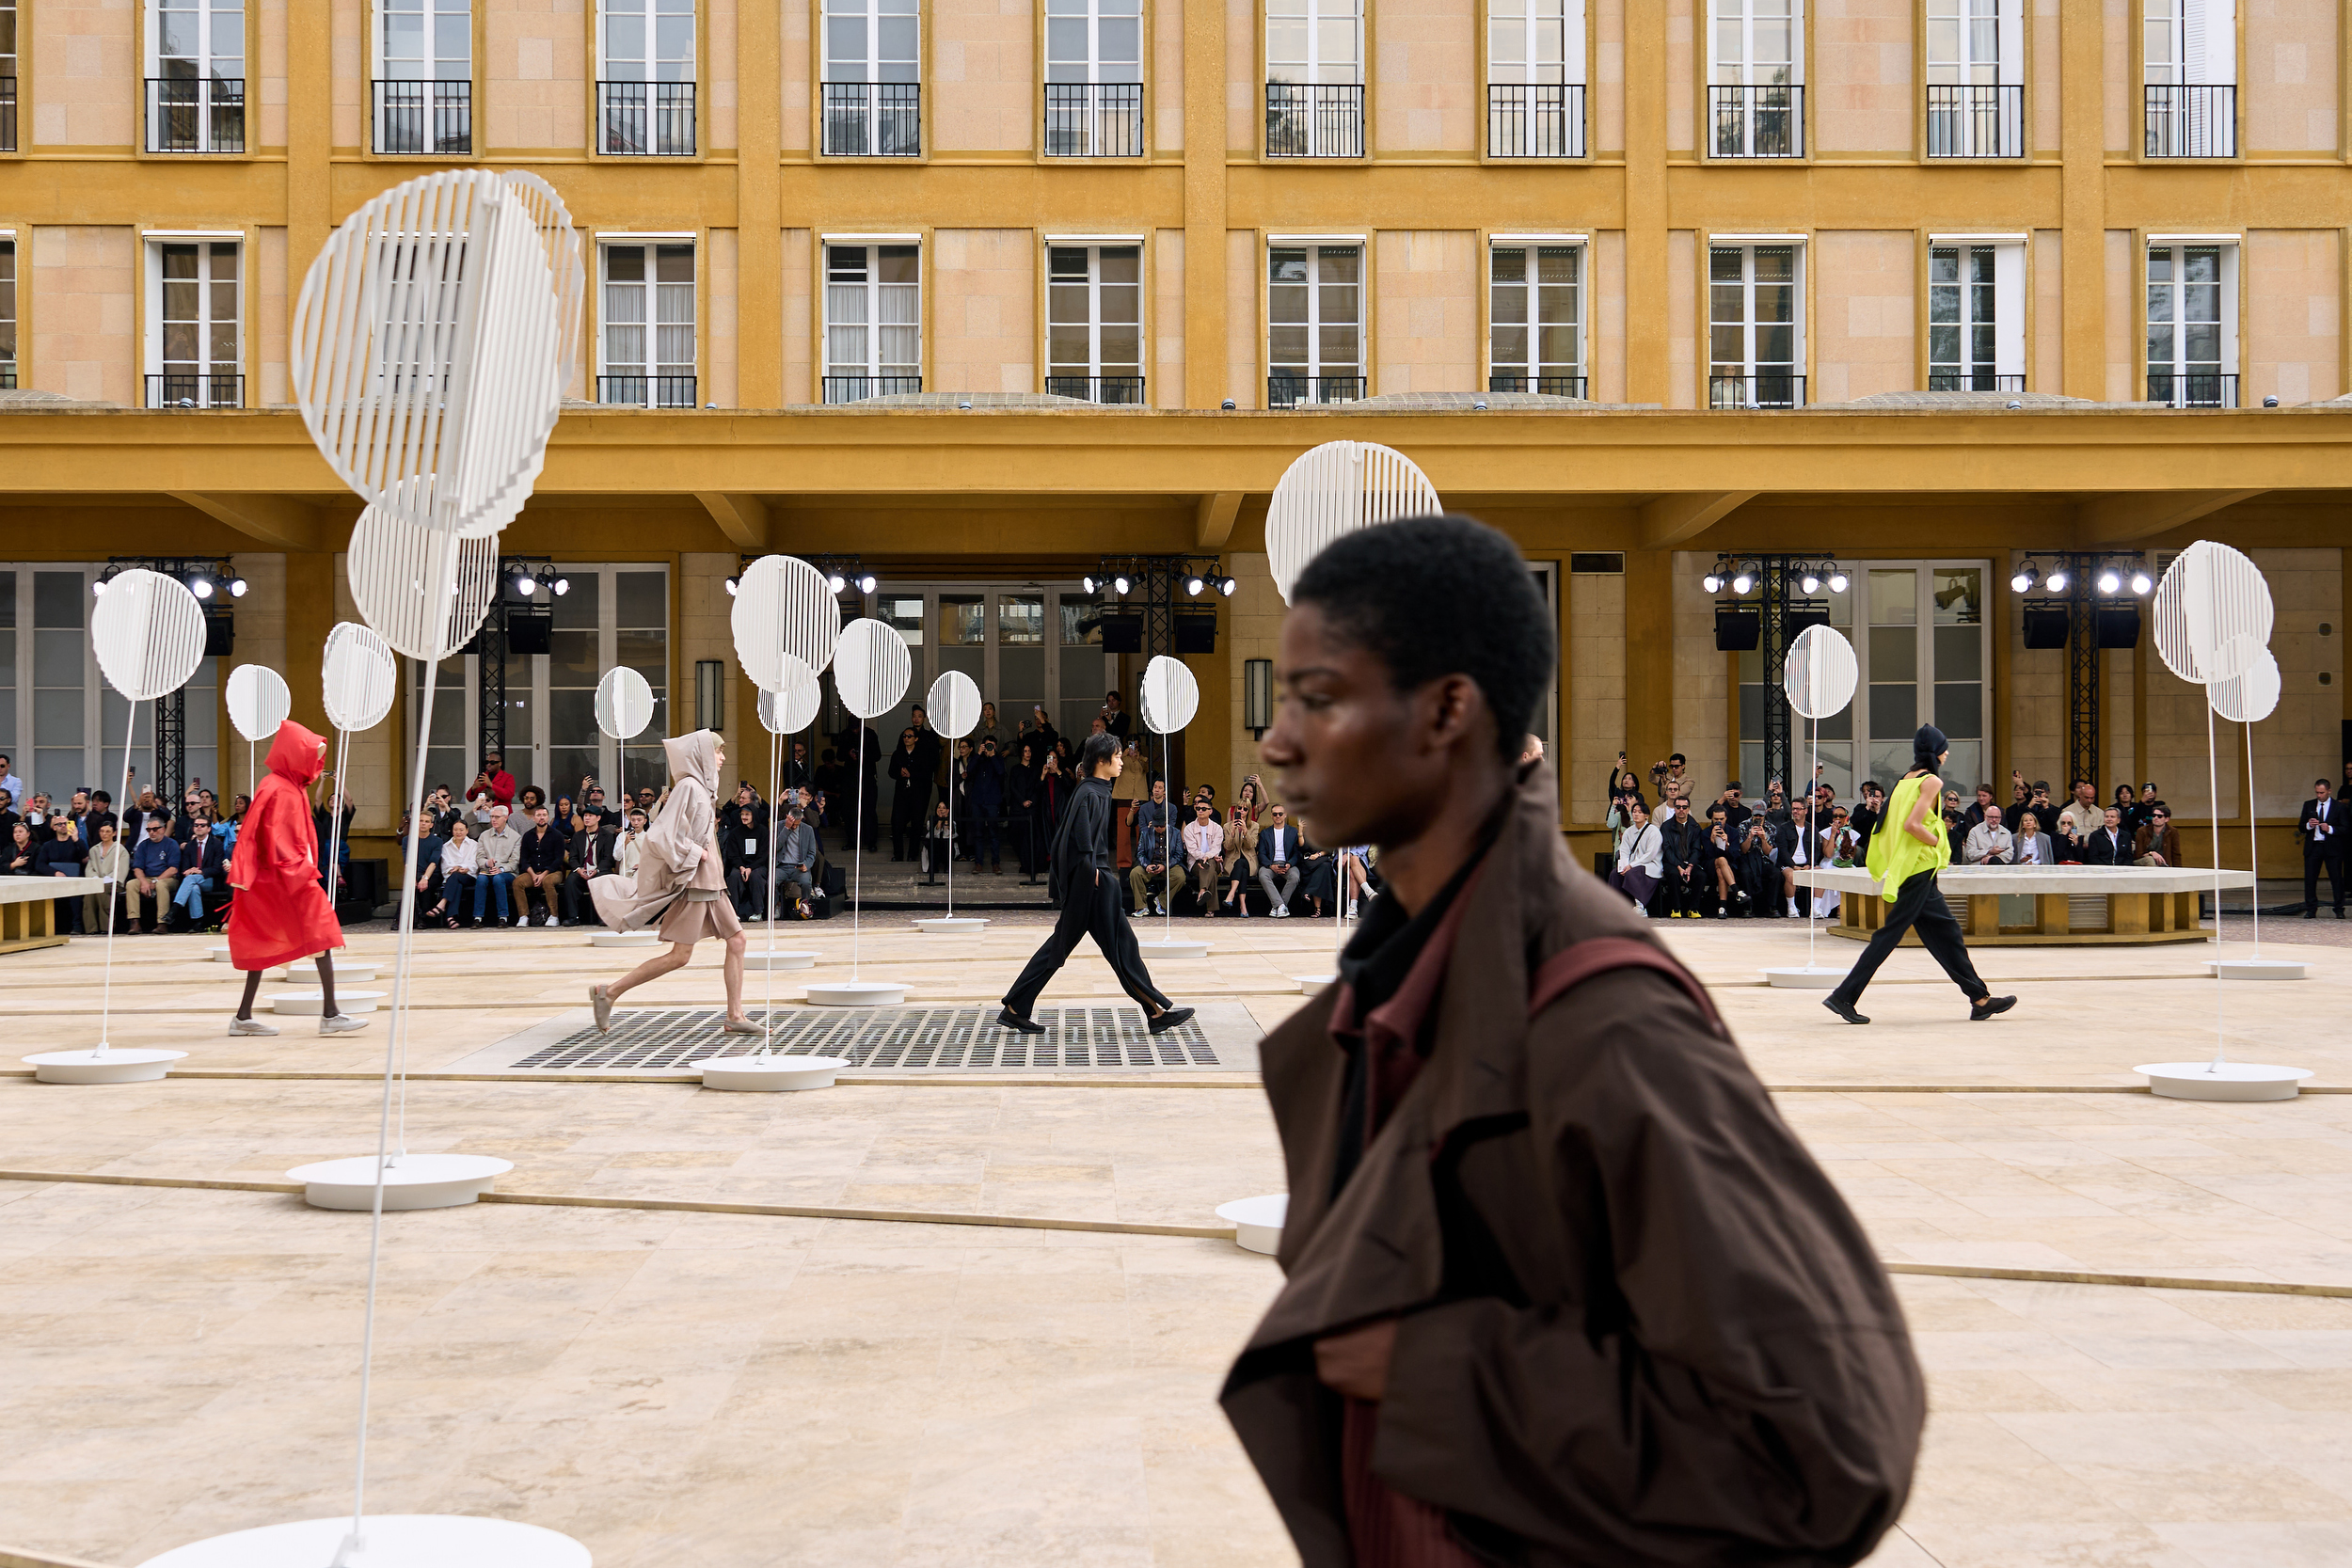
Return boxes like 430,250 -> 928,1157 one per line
1970,994 -> 2017,1022
1822,996 -> 1869,1025
995,1007 -> 1045,1036
1147,1006 -> 1196,1036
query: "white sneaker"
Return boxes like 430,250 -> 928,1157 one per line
1345,899 -> 1359,920
540,913 -> 557,927
318,1013 -> 370,1035
1273,905 -> 1290,918
228,1017 -> 278,1037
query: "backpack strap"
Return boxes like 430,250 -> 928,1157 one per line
1528,937 -> 1727,1039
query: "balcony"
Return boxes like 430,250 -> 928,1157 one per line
597,374 -> 698,409
1,366 -> 16,390
1264,83 -> 1364,158
1486,84 -> 1585,158
1268,374 -> 1367,408
146,373 -> 245,409
1488,373 -> 1587,398
823,83 -> 922,157
144,78 -> 246,154
1927,372 -> 2026,392
1925,84 -> 2022,158
1043,83 -> 1143,157
824,374 -> 923,404
1045,374 -> 1147,404
373,79 -> 473,155
1709,372 -> 1806,409
597,81 -> 696,156
1708,84 -> 1803,158
2144,85 -> 2235,158
1,76 -> 15,153
2147,372 -> 2238,409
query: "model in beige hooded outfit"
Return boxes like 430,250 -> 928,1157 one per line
587,730 -> 754,1032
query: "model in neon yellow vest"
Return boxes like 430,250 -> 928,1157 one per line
1867,770 -> 1948,900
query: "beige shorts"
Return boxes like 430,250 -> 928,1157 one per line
658,892 -> 743,945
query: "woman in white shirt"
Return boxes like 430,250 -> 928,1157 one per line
1608,800 -> 1663,915
2010,810 -> 2055,868
425,819 -> 483,928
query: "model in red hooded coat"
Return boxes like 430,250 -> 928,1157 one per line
225,719 -> 369,1037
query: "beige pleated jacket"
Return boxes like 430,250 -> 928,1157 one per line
590,731 -> 725,931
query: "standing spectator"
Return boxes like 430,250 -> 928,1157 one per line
1102,689 -> 1133,743
175,815 -> 229,929
1128,779 -> 1175,916
1008,739 -> 1043,876
469,748 -> 517,816
771,805 -> 818,917
972,702 -> 1004,754
2298,779 -> 2344,918
2132,804 -> 2181,867
0,753 -> 21,805
1256,803 -> 1302,916
474,803 -> 522,927
1608,799 -> 1662,913
780,739 -> 814,796
1036,750 -> 1072,877
2010,810 -> 2054,867
966,736 -> 1006,873
0,789 -> 18,844
1232,775 -> 1265,834
126,815 -> 181,932
1026,704 -> 1061,763
2056,779 -> 2102,859
83,789 -> 120,848
886,729 -> 923,861
1851,780 -> 1885,846
517,804 -> 570,927
2083,805 -> 2132,865
1182,799 -> 1226,915
1962,803 -> 2014,864
723,803 -> 765,917
564,809 -> 620,925
422,819 -> 481,927
908,705 -> 943,815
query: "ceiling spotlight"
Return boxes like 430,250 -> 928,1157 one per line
2131,570 -> 2153,595
1185,574 -> 1205,597
724,576 -> 739,596
856,573 -> 878,594
1702,571 -> 1724,594
1113,574 -> 1131,596
552,576 -> 570,596
1219,575 -> 1237,597
1800,570 -> 1821,594
2097,568 -> 2122,594
2044,568 -> 2068,593
514,571 -> 535,596
229,576 -> 247,597
191,577 -> 214,599
826,572 -> 846,594
2010,562 -> 2038,593
91,578 -> 106,595
1731,569 -> 1755,595
1827,571 -> 1849,593
1082,574 -> 1097,594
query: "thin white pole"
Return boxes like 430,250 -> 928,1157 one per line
763,724 -> 779,1055
851,733 -> 866,980
1806,714 -> 1819,968
1164,728 -> 1174,942
93,698 -> 139,1054
946,749 -> 955,920
2206,697 -> 2227,1069
2246,723 -> 2261,959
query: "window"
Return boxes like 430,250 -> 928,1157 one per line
1267,244 -> 1363,405
1,0 -> 17,153
1488,244 -> 1583,396
597,0 -> 695,154
1046,245 -> 1143,404
146,0 -> 246,152
1924,0 -> 2021,156
823,0 -> 921,156
1044,0 -> 1142,156
824,243 -> 921,403
373,0 -> 472,154
1927,243 -> 2023,390
1265,0 -> 1364,156
1708,0 -> 1801,157
1708,243 -> 1802,407
0,240 -> 14,389
2146,242 -> 2236,406
598,243 -> 696,407
1487,0 -> 1584,157
2144,0 -> 2233,157
148,241 -> 242,408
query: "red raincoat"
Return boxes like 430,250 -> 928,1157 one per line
226,719 -> 344,972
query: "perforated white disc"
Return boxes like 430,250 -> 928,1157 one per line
226,663 -> 293,742
321,621 -> 398,732
2209,643 -> 2280,724
1265,440 -> 1441,604
1140,654 -> 1200,735
347,504 -> 501,661
91,568 -> 207,702
595,666 -> 656,740
499,170 -> 587,394
758,654 -> 823,734
732,555 -> 843,691
2153,539 -> 2273,686
834,617 -> 912,720
927,670 -> 982,739
1783,624 -> 1858,721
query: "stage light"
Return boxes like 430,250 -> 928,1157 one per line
191,577 -> 214,599
514,571 -> 535,596
857,573 -> 877,594
1082,574 -> 1097,594
228,576 -> 247,597
724,576 -> 739,596
2011,562 -> 2038,593
91,578 -> 106,595
1113,574 -> 1131,595
826,572 -> 846,593
1185,574 -> 1204,596
2131,570 -> 2153,595
1827,571 -> 1849,593
2097,568 -> 2122,594
1219,574 -> 1237,597
1702,571 -> 1723,594
2045,568 -> 2068,592
1800,569 -> 1821,594
1731,568 -> 1754,595
552,576 -> 569,596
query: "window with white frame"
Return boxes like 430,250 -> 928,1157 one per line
373,0 -> 472,154
597,0 -> 695,154
145,0 -> 246,151
1708,243 -> 1802,407
1265,0 -> 1363,156
148,240 -> 242,408
1267,244 -> 1362,405
1488,243 -> 1583,396
2146,241 -> 2236,406
1924,0 -> 2021,155
0,239 -> 15,388
1043,0 -> 1142,155
824,243 -> 921,403
2143,0 -> 2233,156
2,2 -> 18,152
598,242 -> 696,407
1708,0 -> 1801,156
1927,242 -> 2024,390
1487,0 -> 1585,157
1046,245 -> 1144,404
822,0 -> 921,156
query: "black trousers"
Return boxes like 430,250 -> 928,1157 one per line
2305,844 -> 2345,912
1828,869 -> 1988,1007
1002,870 -> 1172,1018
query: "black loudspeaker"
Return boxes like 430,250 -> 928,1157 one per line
2023,608 -> 2070,649
1098,613 -> 1144,653
505,608 -> 554,655
1174,612 -> 1217,654
2096,607 -> 2142,649
202,610 -> 235,657
1788,608 -> 1831,636
1714,610 -> 1760,651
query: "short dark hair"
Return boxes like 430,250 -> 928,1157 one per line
1670,752 -> 1686,766
1078,731 -> 1119,776
1290,514 -> 1553,765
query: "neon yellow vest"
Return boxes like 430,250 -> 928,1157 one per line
1867,772 -> 1949,900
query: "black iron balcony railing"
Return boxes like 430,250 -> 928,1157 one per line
373,78 -> 473,155
2144,85 -> 2235,157
1488,373 -> 1588,398
1928,371 -> 2026,392
1486,84 -> 1585,158
597,373 -> 698,408
0,76 -> 16,154
823,374 -> 923,404
1045,374 -> 1146,404
146,372 -> 244,409
1268,373 -> 1367,408
1043,83 -> 1144,157
0,366 -> 17,390
2147,371 -> 2238,408
1925,84 -> 2023,157
1708,372 -> 1805,409
1708,83 -> 1803,158
598,80 -> 696,156
1265,83 -> 1364,157
145,77 -> 246,153
823,83 -> 922,156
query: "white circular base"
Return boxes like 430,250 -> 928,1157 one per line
701,1053 -> 851,1092
268,989 -> 386,1016
590,928 -> 659,948
743,948 -> 818,971
2207,958 -> 2310,980
2136,1061 -> 2312,1101
1216,1194 -> 1290,1255
1762,964 -> 1847,990
1137,939 -> 1211,959
263,961 -> 378,983
136,1513 -> 590,1567
23,1048 -> 187,1085
285,1153 -> 516,1211
207,944 -> 235,963
913,915 -> 988,934
1295,974 -> 1334,996
804,980 -> 908,1006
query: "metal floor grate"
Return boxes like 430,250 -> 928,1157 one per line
512,1006 -> 1220,1071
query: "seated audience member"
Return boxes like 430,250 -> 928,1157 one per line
2112,784 -> 2139,839
1608,799 -> 1663,914
2083,804 -> 2133,865
1655,797 -> 1708,918
1820,806 -> 1860,865
127,814 -> 181,933
1128,784 -> 1176,916
40,816 -> 91,932
474,803 -> 522,927
1295,836 -> 1336,917
1255,804 -> 1303,916
5,819 -> 35,878
564,809 -> 621,925
425,818 -> 480,927
2134,804 -> 2182,867
1182,800 -> 1226,915
616,809 -> 650,878
1963,784 -> 1995,833
1217,803 -> 1255,915
1706,808 -> 1749,918
2011,810 -> 2054,867
723,804 -> 766,918
1338,844 -> 1374,917
175,815 -> 230,929
84,820 -> 129,934
1773,799 -> 1814,916
517,804 -> 569,927
1963,803 -> 2015,864
770,805 -> 818,918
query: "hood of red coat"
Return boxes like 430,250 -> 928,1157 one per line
266,719 -> 329,786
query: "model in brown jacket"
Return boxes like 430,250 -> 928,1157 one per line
1220,515 -> 1923,1568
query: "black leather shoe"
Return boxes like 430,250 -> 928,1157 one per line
1822,997 -> 1869,1025
1970,994 -> 2017,1021
2305,908 -> 2319,919
1147,1006 -> 1196,1035
995,1007 -> 1045,1035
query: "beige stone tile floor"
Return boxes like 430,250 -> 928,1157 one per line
5,914 -> 2352,1565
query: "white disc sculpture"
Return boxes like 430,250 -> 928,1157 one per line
2204,648 -> 2303,980
2136,543 -> 2310,1101
805,618 -> 912,1006
736,673 -> 827,969
1216,1193 -> 1289,1256
1265,440 -> 1440,604
582,665 -> 663,947
226,661 -> 293,803
304,621 -> 400,979
913,669 -> 988,935
1763,624 -> 1860,989
1136,655 -> 1209,962
24,568 -> 205,1085
135,1515 -> 585,1568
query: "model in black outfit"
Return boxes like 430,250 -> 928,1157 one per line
999,732 -> 1195,1036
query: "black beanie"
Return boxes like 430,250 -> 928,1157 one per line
1914,724 -> 1947,760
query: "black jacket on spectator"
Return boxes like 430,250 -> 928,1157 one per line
2083,825 -> 2132,865
35,836 -> 88,877
181,833 -> 229,879
520,823 -> 571,873
720,816 -> 764,877
1658,816 -> 1710,877
573,823 -> 621,877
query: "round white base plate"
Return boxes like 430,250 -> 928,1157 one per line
264,961 -> 378,984
285,1153 -> 516,1211
1138,939 -> 1211,959
804,979 -> 908,1006
268,989 -> 386,1016
1295,974 -> 1334,996
913,916 -> 988,934
701,1053 -> 851,1092
136,1513 -> 590,1567
590,928 -> 660,948
743,948 -> 818,971
23,1048 -> 188,1085
207,944 -> 235,963
1762,964 -> 1847,990
2136,1061 -> 2312,1101
1216,1194 -> 1290,1255
2207,958 -> 2310,980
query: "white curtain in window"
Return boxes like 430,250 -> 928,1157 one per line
1266,0 -> 1361,85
